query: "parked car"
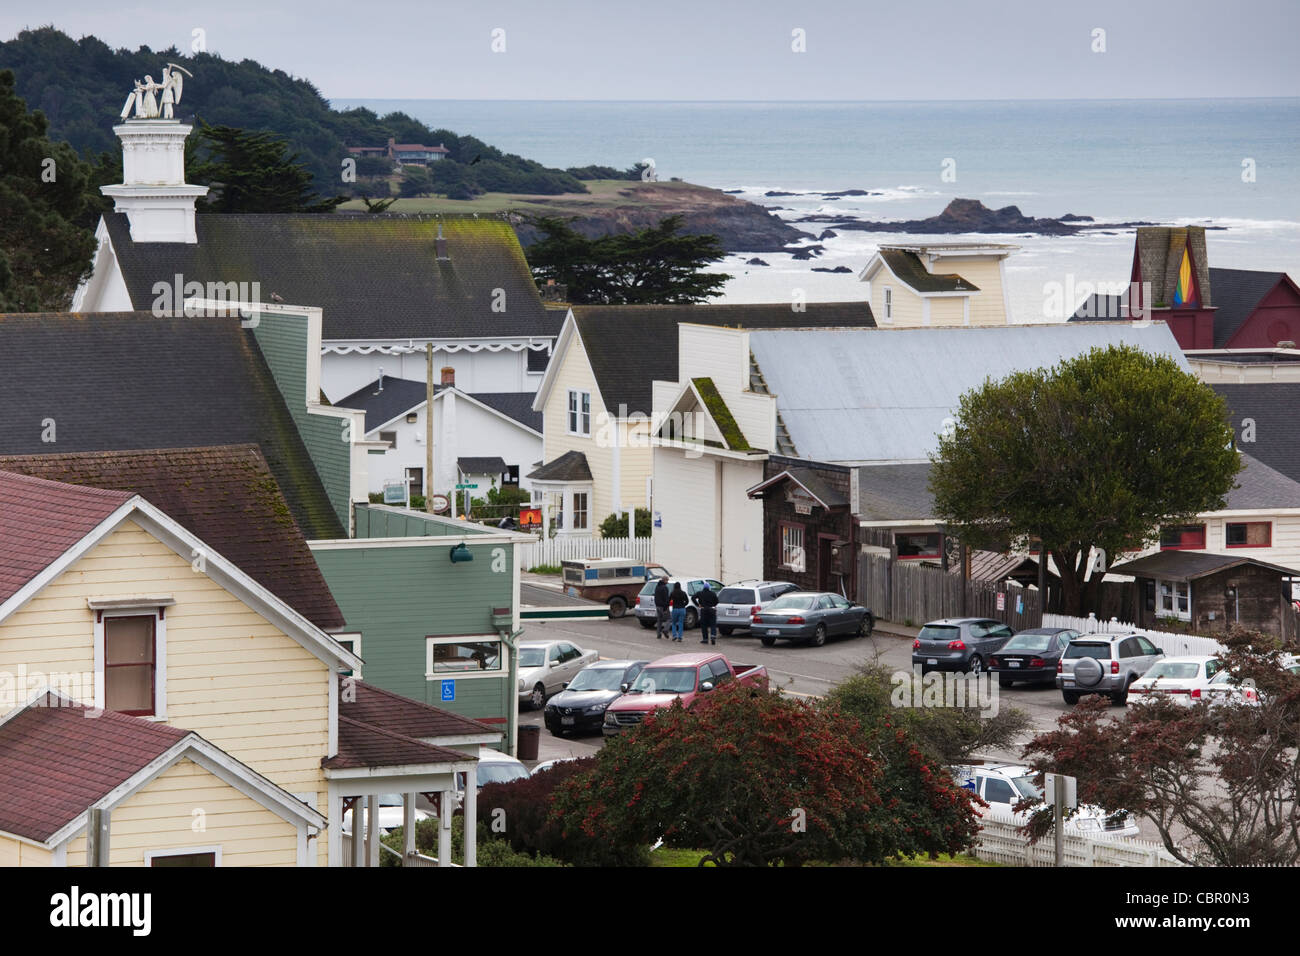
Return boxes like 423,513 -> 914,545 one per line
602,652 -> 768,735
750,591 -> 873,647
912,618 -> 1014,675
543,659 -> 648,736
1057,633 -> 1164,705
455,749 -> 530,807
713,581 -> 799,635
341,792 -> 431,836
1129,655 -> 1224,707
1203,653 -> 1300,707
989,627 -> 1079,687
951,763 -> 1141,838
517,640 -> 599,709
560,558 -> 673,618
532,758 -> 579,775
633,576 -> 724,630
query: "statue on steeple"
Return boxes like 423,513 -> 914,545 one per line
120,63 -> 191,119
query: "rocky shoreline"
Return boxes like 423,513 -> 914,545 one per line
787,197 -> 1160,237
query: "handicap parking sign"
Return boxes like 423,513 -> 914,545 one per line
441,680 -> 455,702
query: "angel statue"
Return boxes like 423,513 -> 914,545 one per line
120,63 -> 192,119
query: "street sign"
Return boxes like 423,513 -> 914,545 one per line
1044,773 -> 1077,808
382,482 -> 407,505
440,680 -> 455,702
996,592 -> 1006,611
455,483 -> 479,490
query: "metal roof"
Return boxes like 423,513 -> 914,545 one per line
746,324 -> 1189,463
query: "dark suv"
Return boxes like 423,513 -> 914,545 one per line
912,618 -> 1015,675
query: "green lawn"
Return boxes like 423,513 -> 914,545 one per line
338,179 -> 716,217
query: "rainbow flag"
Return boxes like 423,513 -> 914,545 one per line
1173,247 -> 1194,306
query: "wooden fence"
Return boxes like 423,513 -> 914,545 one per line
519,534 -> 653,570
857,553 -> 1042,630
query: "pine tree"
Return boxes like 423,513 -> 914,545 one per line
190,121 -> 344,213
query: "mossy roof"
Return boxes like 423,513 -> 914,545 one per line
878,249 -> 979,294
690,377 -> 751,450
0,312 -> 344,541
104,213 -> 562,341
0,445 -> 345,630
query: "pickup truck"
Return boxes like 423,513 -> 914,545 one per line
601,652 -> 768,735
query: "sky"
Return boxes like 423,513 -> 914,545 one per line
4,0 -> 1299,101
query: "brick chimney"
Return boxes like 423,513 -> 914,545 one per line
440,366 -> 455,387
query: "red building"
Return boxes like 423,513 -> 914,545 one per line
1072,226 -> 1300,351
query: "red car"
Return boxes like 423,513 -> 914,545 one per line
602,652 -> 767,735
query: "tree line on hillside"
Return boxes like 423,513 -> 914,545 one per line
0,26 -> 589,197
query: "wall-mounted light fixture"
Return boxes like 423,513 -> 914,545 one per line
450,543 -> 474,564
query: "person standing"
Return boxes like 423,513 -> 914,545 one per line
653,575 -> 671,639
669,582 -> 689,642
696,582 -> 719,645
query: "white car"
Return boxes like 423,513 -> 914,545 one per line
453,749 -> 531,809
517,640 -> 599,709
1203,654 -> 1300,707
951,763 -> 1141,839
1129,655 -> 1224,706
341,793 -> 431,836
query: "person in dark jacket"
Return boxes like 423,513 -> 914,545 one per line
669,582 -> 690,642
696,582 -> 719,645
653,576 -> 671,639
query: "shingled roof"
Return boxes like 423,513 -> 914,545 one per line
323,717 -> 471,770
340,679 -> 498,741
877,248 -> 979,294
103,213 -> 562,342
1207,268 -> 1291,348
1214,383 -> 1300,485
0,470 -> 132,605
336,378 -> 544,435
0,446 -> 345,630
570,302 -> 874,415
0,312 -> 343,540
0,695 -> 188,843
528,450 -> 593,482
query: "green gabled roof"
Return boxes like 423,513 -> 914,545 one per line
105,213 -> 562,342
878,249 -> 978,294
690,377 -> 751,450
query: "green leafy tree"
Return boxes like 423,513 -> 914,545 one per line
825,659 -> 1030,766
524,214 -> 730,304
0,69 -> 98,311
398,164 -> 433,198
551,685 -> 979,866
599,507 -> 651,538
1021,624 -> 1300,865
929,345 -> 1241,614
190,121 -> 345,213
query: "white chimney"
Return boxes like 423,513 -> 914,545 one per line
101,120 -> 209,243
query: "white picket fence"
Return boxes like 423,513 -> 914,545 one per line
1042,612 -> 1226,657
519,534 -> 653,570
973,806 -> 1184,867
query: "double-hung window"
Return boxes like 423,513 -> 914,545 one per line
567,390 -> 591,436
780,523 -> 806,572
93,604 -> 169,717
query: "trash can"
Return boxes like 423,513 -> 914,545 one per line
517,724 -> 541,761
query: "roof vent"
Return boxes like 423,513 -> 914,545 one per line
436,222 -> 449,260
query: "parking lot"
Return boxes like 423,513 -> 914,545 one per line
519,612 -> 1077,765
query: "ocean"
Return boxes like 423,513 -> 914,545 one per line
331,98 -> 1300,321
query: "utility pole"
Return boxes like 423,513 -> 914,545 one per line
426,343 -> 434,513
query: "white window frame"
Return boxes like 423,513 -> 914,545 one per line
883,287 -> 893,323
567,389 -> 591,436
144,845 -> 223,867
94,606 -> 168,720
1155,578 -> 1191,621
780,523 -> 806,572
425,635 -> 508,681
572,492 -> 589,531
333,633 -> 362,680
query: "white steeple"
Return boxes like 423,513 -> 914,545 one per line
101,119 -> 208,243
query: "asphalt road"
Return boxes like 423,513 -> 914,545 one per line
518,612 -> 1180,847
